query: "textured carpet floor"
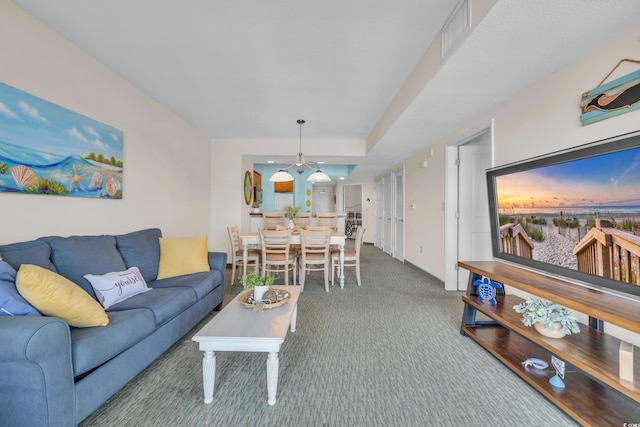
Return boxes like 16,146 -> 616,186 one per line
79,245 -> 577,427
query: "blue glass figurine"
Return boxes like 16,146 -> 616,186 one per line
473,277 -> 502,304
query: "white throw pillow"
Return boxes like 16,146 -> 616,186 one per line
84,267 -> 151,309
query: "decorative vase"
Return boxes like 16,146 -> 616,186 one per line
253,285 -> 269,302
534,322 -> 566,339
288,219 -> 294,230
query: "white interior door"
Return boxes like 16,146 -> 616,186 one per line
374,178 -> 382,248
393,168 -> 404,261
382,174 -> 392,254
274,193 -> 293,211
457,138 -> 492,290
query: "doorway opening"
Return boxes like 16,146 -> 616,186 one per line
343,184 -> 363,239
444,121 -> 494,291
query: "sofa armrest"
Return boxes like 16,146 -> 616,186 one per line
0,316 -> 75,427
208,251 -> 227,276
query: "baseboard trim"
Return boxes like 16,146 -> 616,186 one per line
403,260 -> 445,287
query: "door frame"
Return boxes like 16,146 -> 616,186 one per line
444,120 -> 494,291
392,167 -> 404,261
374,178 -> 382,248
382,173 -> 392,254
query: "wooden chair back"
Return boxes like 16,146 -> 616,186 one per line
259,228 -> 296,285
332,227 -> 365,287
227,225 -> 259,285
293,212 -> 311,227
263,212 -> 285,227
299,228 -> 332,291
316,212 -> 338,231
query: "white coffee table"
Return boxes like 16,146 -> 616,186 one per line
192,286 -> 300,405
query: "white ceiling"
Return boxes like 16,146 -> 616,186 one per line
12,0 -> 640,180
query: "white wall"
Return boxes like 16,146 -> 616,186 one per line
404,143 -> 446,276
0,2 -> 212,245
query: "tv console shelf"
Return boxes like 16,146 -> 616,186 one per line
459,260 -> 640,427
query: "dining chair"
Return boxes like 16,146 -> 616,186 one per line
259,228 -> 297,286
227,225 -> 260,285
316,212 -> 338,231
299,228 -> 332,292
332,226 -> 365,287
262,212 -> 285,228
293,212 -> 311,228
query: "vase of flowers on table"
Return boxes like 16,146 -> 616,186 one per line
283,205 -> 301,229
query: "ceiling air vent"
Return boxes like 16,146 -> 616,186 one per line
441,0 -> 470,61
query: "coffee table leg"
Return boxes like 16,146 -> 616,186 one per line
202,350 -> 216,404
266,352 -> 279,405
290,304 -> 297,333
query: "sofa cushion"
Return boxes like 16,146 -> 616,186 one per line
70,308 -> 155,377
0,240 -> 57,272
16,264 -> 109,327
156,236 -> 209,280
0,260 -> 40,316
115,228 -> 162,282
84,267 -> 151,309
47,235 -> 126,299
106,287 -> 196,327
151,270 -> 222,300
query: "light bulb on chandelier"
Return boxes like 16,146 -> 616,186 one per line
269,119 -> 331,183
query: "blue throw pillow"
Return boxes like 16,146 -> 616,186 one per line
0,260 -> 40,316
48,235 -> 126,300
0,240 -> 57,272
115,228 -> 162,282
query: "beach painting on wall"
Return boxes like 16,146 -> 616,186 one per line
0,82 -> 123,199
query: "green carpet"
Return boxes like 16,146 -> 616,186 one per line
79,245 -> 577,427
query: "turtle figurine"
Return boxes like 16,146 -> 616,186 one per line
473,277 -> 502,305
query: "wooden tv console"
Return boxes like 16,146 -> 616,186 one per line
459,260 -> 640,427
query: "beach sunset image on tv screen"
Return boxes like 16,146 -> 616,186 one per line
488,133 -> 640,295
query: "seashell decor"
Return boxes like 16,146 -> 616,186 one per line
262,290 -> 278,304
89,172 -> 103,189
10,165 -> 37,188
105,177 -> 121,197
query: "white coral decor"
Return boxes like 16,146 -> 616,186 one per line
513,298 -> 580,335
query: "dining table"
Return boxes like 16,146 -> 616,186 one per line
240,231 -> 348,289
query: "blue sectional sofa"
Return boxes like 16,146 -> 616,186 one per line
0,228 -> 226,427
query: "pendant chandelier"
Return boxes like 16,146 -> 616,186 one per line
269,119 -> 331,183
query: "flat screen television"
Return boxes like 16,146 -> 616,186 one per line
487,130 -> 640,298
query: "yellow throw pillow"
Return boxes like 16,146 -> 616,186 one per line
156,235 -> 210,280
16,264 -> 109,327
